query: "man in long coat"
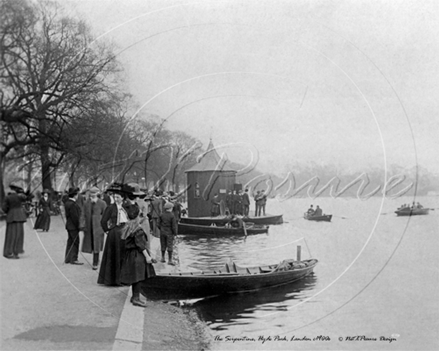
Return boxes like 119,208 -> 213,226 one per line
150,191 -> 163,238
81,187 -> 107,270
64,187 -> 84,265
242,188 -> 251,217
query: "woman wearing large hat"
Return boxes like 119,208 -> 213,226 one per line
34,189 -> 51,232
2,184 -> 27,259
98,183 -> 129,286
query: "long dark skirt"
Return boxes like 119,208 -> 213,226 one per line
120,250 -> 156,285
34,210 -> 51,231
97,226 -> 126,286
3,222 -> 25,257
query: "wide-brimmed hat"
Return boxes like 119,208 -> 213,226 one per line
125,183 -> 145,196
106,182 -> 124,194
67,187 -> 79,197
88,186 -> 100,195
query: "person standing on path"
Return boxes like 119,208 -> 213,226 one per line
158,202 -> 178,265
150,191 -> 163,238
81,187 -> 107,270
98,183 -> 128,286
120,205 -> 156,308
33,189 -> 51,232
2,184 -> 27,259
64,187 -> 84,265
135,190 -> 154,254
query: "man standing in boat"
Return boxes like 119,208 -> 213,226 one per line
242,188 -> 250,217
210,193 -> 221,217
253,190 -> 261,216
259,190 -> 267,216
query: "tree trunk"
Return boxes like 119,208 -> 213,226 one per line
41,144 -> 53,191
0,156 -> 6,209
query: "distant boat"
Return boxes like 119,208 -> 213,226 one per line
178,222 -> 269,236
304,213 -> 333,222
180,214 -> 283,226
395,207 -> 429,216
143,258 -> 318,299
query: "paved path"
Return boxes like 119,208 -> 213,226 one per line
0,215 -> 206,351
0,216 -> 130,350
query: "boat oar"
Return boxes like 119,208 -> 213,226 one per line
333,215 -> 349,219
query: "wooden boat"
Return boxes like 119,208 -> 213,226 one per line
143,258 -> 318,299
395,207 -> 429,216
303,213 -> 332,222
178,222 -> 269,236
180,214 -> 283,226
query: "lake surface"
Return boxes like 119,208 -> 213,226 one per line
175,195 -> 439,350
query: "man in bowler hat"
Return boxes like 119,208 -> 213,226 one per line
64,187 -> 84,265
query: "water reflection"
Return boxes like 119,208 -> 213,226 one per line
193,274 -> 317,330
179,235 -> 250,270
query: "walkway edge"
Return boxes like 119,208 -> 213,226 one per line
112,289 -> 144,351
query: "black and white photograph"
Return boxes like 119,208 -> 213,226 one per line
1,0 -> 438,350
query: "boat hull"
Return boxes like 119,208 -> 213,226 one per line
178,223 -> 268,235
180,214 -> 283,226
304,214 -> 332,222
395,208 -> 429,216
143,259 -> 318,299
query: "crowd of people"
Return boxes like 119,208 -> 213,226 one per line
2,182 -> 185,308
210,188 -> 268,218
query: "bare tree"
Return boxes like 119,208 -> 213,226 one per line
0,0 -> 120,201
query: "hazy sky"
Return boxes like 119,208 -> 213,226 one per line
63,0 -> 438,175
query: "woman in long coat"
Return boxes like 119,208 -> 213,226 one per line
81,187 -> 107,270
98,184 -> 128,286
34,189 -> 51,231
3,185 -> 27,259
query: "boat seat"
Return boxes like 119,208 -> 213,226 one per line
225,262 -> 238,273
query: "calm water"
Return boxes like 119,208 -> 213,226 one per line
174,195 -> 439,350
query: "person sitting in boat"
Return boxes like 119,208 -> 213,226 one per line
225,215 -> 244,229
416,202 -> 423,209
314,205 -> 323,217
307,205 -> 314,215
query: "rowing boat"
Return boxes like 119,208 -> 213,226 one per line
303,213 -> 332,222
180,214 -> 283,226
143,258 -> 318,299
395,208 -> 429,216
178,222 -> 268,235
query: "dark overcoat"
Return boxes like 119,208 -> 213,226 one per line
3,192 -> 27,223
64,198 -> 82,230
81,198 -> 107,253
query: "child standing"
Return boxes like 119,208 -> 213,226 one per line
158,202 -> 178,265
